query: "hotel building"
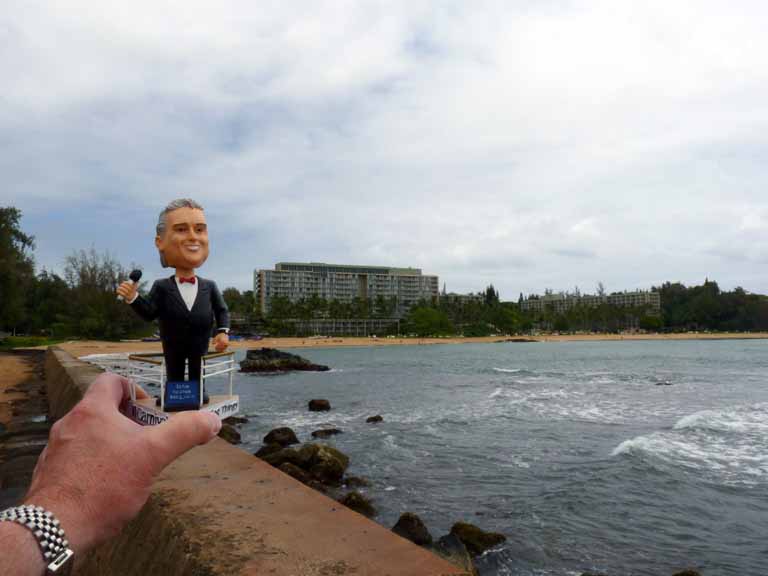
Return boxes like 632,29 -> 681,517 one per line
520,289 -> 661,315
255,262 -> 440,317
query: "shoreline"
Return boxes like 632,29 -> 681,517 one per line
29,331 -> 768,358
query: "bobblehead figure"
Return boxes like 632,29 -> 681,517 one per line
117,199 -> 230,408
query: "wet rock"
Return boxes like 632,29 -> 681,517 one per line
297,443 -> 349,485
309,399 -> 331,412
311,428 -> 343,439
366,415 -> 383,423
428,534 -> 478,576
450,521 -> 506,557
671,571 -> 702,576
264,426 -> 299,446
254,443 -> 283,459
218,423 -> 241,445
278,462 -> 314,486
339,491 -> 376,518
580,572 -> 609,576
343,476 -> 370,488
224,415 -> 249,425
260,446 -> 302,468
392,512 -> 433,546
240,348 -> 329,373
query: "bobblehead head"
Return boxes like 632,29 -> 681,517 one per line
155,199 -> 209,275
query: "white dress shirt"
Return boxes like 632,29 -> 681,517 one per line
175,276 -> 198,312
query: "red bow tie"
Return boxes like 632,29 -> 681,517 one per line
178,276 -> 196,284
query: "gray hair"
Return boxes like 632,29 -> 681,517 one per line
156,199 -> 204,268
156,198 -> 204,236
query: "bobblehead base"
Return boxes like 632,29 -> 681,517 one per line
125,395 -> 240,427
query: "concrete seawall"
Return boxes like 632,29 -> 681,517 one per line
44,347 -> 469,576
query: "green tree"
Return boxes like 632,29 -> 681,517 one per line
268,296 -> 293,319
222,287 -> 246,314
63,248 -> 150,339
484,284 -> 500,306
26,270 -> 70,336
403,306 -> 454,336
0,207 -> 35,333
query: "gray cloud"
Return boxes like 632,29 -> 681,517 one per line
2,0 -> 768,297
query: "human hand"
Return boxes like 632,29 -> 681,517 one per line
24,372 -> 222,556
116,280 -> 138,303
213,332 -> 229,352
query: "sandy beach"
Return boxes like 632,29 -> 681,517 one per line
40,331 -> 768,358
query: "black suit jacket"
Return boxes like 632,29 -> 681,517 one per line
130,275 -> 230,356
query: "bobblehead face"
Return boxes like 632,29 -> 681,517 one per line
156,207 -> 210,274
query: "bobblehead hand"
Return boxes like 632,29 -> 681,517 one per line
213,332 -> 229,352
116,280 -> 138,302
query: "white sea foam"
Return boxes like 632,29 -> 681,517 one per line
493,367 -> 526,374
612,403 -> 768,484
79,352 -> 132,375
673,403 -> 768,435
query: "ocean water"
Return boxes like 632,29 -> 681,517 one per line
210,340 -> 768,576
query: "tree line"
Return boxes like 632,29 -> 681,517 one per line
3,206 -> 768,339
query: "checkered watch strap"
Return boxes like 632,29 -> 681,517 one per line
0,505 -> 74,573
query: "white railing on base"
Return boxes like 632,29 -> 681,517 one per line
128,351 -> 237,411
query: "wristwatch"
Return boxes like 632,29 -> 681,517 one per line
0,505 -> 74,574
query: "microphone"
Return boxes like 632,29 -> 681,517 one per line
117,269 -> 143,301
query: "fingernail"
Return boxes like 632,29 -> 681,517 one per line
207,412 -> 222,436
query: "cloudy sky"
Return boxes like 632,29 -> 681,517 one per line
3,0 -> 767,298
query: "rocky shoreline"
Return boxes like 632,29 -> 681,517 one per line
215,357 -> 706,576
246,418 -> 496,575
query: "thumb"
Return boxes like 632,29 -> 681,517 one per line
143,411 -> 222,474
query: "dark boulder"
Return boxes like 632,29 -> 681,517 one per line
264,427 -> 299,446
366,415 -> 383,423
217,423 -> 241,445
344,476 -> 370,488
428,534 -> 478,576
240,347 -> 329,373
671,571 -> 702,576
278,462 -> 314,486
224,415 -> 249,425
311,428 -> 343,438
260,446 -> 302,468
254,443 -> 283,459
450,522 -> 506,557
309,399 -> 331,412
392,512 -> 433,546
339,491 -> 376,518
297,443 -> 349,485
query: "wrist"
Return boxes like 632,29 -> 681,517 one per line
0,521 -> 46,575
23,488 -> 89,556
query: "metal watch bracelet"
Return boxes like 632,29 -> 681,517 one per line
0,505 -> 74,574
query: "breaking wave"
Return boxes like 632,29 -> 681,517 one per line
612,403 -> 768,485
